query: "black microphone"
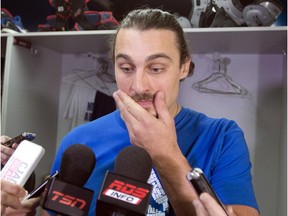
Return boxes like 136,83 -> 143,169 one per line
41,144 -> 96,216
96,146 -> 153,216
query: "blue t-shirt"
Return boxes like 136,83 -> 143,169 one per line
50,107 -> 259,215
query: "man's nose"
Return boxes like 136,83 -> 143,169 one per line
131,70 -> 149,93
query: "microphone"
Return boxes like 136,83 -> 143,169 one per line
41,144 -> 96,216
96,146 -> 153,216
0,140 -> 45,186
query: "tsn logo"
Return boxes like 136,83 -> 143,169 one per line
103,180 -> 149,205
50,190 -> 87,209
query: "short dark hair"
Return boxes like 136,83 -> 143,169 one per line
110,8 -> 194,78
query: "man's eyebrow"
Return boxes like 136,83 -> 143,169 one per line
115,53 -> 173,63
115,53 -> 133,62
146,53 -> 173,63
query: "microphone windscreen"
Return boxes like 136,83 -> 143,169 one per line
59,144 -> 96,186
114,146 -> 152,182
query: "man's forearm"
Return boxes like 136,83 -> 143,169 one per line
154,153 -> 198,215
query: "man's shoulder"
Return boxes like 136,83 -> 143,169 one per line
180,107 -> 240,133
74,110 -> 120,130
61,111 -> 121,143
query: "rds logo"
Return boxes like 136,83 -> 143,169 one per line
103,180 -> 149,205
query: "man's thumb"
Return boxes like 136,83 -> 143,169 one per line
155,91 -> 170,120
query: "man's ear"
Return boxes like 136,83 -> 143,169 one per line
180,58 -> 191,80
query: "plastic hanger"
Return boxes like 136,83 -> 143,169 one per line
191,53 -> 247,95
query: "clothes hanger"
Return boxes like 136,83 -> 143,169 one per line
62,69 -> 98,89
62,54 -> 117,95
191,53 -> 248,95
62,55 -> 115,86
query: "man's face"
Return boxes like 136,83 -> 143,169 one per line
114,28 -> 189,117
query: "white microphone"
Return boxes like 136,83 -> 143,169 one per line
0,140 -> 45,186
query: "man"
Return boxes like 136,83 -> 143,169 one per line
50,8 -> 259,215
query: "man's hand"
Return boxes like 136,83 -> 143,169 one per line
193,193 -> 236,216
113,89 -> 182,162
1,179 -> 41,216
1,136 -> 19,165
5,197 -> 41,216
1,180 -> 27,215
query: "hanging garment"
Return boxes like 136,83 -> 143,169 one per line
91,91 -> 116,121
64,85 -> 96,129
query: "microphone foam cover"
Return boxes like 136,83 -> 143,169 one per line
59,144 -> 96,186
114,146 -> 152,182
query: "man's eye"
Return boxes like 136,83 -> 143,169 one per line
119,64 -> 134,73
121,67 -> 131,73
151,67 -> 164,73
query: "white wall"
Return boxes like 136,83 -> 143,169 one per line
2,43 -> 62,187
